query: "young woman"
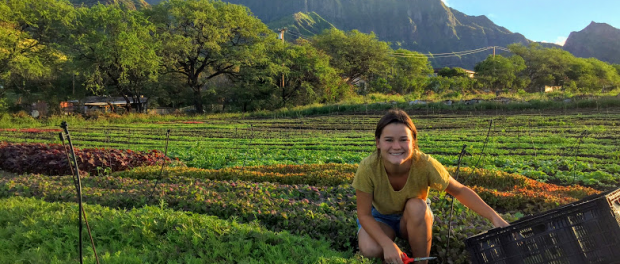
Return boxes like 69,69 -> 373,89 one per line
352,109 -> 509,264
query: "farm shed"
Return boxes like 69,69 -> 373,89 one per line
80,96 -> 149,114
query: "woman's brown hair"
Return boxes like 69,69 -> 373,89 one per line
375,109 -> 420,160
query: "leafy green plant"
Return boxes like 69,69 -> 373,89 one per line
0,196 -> 365,263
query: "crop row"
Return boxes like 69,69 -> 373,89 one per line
0,164 -> 599,263
1,111 -> 618,188
0,197 -> 360,263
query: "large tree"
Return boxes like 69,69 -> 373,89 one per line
218,39 -> 346,111
509,43 -> 573,92
311,28 -> 394,91
387,49 -> 433,95
474,54 -> 527,92
510,43 -> 620,93
69,4 -> 160,113
277,39 -> 345,107
147,0 -> 273,113
575,58 -> 620,92
0,0 -> 75,101
613,64 -> 620,76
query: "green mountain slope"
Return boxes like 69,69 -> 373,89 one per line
69,0 -> 148,9
267,12 -> 336,41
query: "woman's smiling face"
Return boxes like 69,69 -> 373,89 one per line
376,123 -> 414,166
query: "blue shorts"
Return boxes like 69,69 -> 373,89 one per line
357,199 -> 432,236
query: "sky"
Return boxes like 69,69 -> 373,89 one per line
442,0 -> 620,46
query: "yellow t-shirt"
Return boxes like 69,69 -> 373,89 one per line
352,151 -> 451,215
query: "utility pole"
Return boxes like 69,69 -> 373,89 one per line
278,28 -> 287,42
277,28 -> 287,90
493,46 -> 496,58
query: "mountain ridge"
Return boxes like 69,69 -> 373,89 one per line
563,21 -> 620,64
219,0 -> 538,68
94,0 -> 620,67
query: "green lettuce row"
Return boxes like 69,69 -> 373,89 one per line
1,174 -> 358,250
0,197 -> 363,264
0,173 -> 494,263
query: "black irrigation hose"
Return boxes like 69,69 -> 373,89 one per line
59,133 -> 78,198
60,138 -> 100,264
148,129 -> 171,203
461,119 -> 494,186
446,144 -> 468,254
445,119 -> 494,258
571,131 -> 588,185
242,124 -> 254,171
60,122 -> 100,264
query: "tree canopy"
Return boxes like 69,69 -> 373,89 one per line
311,28 -> 394,89
1,0 -> 619,115
146,0 -> 274,113
69,3 -> 160,111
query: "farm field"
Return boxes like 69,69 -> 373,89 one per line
0,107 -> 619,263
2,108 -> 619,188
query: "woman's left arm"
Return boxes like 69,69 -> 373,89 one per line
444,177 -> 510,228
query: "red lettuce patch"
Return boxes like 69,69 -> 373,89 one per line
0,142 -> 170,176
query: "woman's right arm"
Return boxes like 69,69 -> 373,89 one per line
357,190 -> 403,262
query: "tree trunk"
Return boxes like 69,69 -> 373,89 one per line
134,96 -> 143,113
193,88 -> 203,114
122,95 -> 132,114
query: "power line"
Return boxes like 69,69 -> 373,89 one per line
393,46 -> 492,57
390,46 -> 513,59
392,48 -> 491,58
275,29 -> 514,59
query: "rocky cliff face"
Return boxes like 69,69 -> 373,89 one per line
113,0 -> 620,68
220,0 -> 534,69
563,22 -> 620,64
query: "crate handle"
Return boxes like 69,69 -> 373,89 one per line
531,223 -> 547,235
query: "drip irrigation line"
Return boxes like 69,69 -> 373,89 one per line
570,130 -> 588,185
461,119 -> 494,185
127,128 -> 132,150
59,133 -> 78,193
527,121 -> 537,158
242,124 -> 254,170
446,144 -> 468,253
58,134 -> 101,264
105,130 -> 111,173
148,129 -> 171,203
60,122 -> 100,264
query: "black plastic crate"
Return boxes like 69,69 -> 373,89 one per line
466,187 -> 620,264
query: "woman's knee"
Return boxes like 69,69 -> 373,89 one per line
358,233 -> 383,258
403,198 -> 432,224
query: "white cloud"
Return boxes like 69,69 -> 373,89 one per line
487,13 -> 496,18
555,36 -> 567,46
442,0 -> 450,7
540,37 -> 567,46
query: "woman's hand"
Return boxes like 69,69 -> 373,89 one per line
382,242 -> 405,264
491,215 -> 510,228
